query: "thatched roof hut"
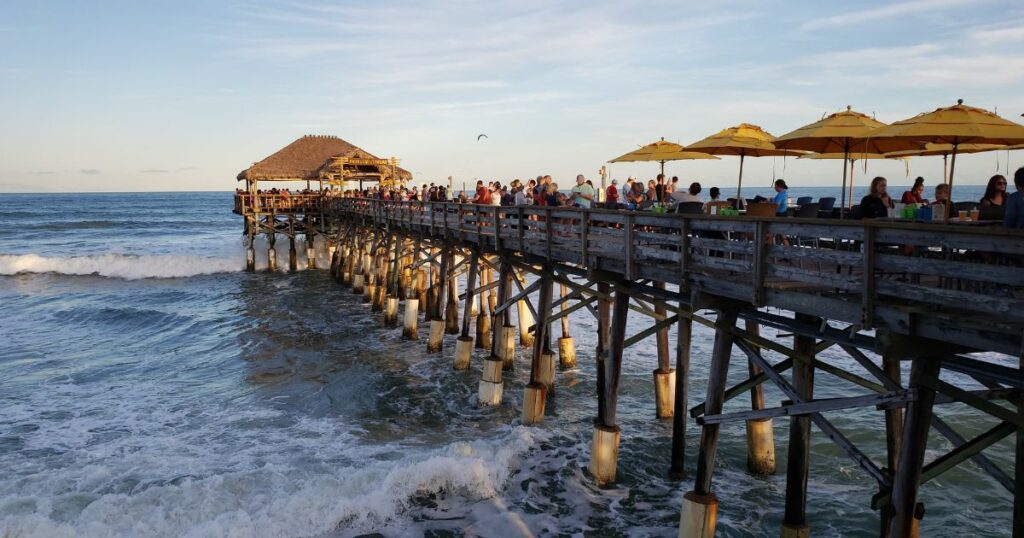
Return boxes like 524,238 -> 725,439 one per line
237,135 -> 411,186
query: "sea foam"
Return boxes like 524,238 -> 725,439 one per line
0,253 -> 241,280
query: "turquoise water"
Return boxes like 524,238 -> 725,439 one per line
0,192 -> 1014,537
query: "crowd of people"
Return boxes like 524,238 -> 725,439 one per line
238,166 -> 1024,229
857,167 -> 1024,228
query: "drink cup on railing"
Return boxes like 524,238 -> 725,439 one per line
969,209 -> 980,221
958,210 -> 967,221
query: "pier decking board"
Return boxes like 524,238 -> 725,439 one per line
237,195 -> 1023,537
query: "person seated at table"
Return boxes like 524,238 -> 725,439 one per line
708,186 -> 721,202
859,176 -> 894,219
1005,167 -> 1024,229
646,180 -> 658,201
901,177 -> 928,204
672,182 -> 703,203
980,174 -> 1008,208
625,181 -> 645,209
772,179 -> 789,216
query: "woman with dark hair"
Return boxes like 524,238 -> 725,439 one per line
859,176 -> 894,219
980,174 -> 1008,208
901,177 -> 928,204
708,187 -> 720,201
772,179 -> 789,215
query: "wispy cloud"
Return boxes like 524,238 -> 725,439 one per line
140,169 -> 169,174
800,0 -> 979,31
177,166 -> 200,171
79,169 -> 102,175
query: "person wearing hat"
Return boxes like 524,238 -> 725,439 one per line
605,179 -> 619,209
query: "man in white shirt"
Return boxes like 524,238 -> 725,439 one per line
570,174 -> 595,208
671,182 -> 703,203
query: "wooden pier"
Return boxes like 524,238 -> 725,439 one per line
235,194 -> 1024,537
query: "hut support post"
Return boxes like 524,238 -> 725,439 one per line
745,319 -> 775,475
591,283 -> 630,487
781,313 -> 817,538
306,227 -> 316,270
455,250 -> 479,369
653,281 -> 674,419
288,215 -> 297,272
267,216 -> 277,272
523,267 -> 554,425
887,357 -> 940,538
246,216 -> 256,272
670,303 -> 693,479
679,307 -> 739,538
558,283 -> 577,369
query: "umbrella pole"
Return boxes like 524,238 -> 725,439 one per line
848,159 -> 856,210
660,160 -> 665,177
943,154 -> 948,184
947,144 -> 959,220
839,148 -> 849,218
736,153 -> 745,205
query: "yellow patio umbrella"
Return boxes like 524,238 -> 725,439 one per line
865,100 -> 1024,214
684,123 -> 803,202
774,106 -> 923,215
608,137 -> 719,176
885,143 -> 1007,183
799,150 -> 905,209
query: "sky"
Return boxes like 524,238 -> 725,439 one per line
1,0 -> 1023,193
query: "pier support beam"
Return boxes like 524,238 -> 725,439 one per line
745,320 -> 776,475
781,313 -> 817,537
523,267 -> 554,425
558,283 -> 577,369
887,357 -> 940,538
455,251 -> 479,370
517,271 -> 534,348
653,282 -> 674,419
679,306 -> 739,537
591,283 -> 630,487
475,265 -> 492,350
402,298 -> 419,340
288,216 -> 298,272
670,304 -> 693,479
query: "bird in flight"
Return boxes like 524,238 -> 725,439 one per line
477,134 -> 488,141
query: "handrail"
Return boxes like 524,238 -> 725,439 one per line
321,198 -> 1024,338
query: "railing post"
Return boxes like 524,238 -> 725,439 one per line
862,225 -> 876,327
624,214 -> 635,280
753,220 -> 767,306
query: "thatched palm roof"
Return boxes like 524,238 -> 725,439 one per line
237,135 -> 411,182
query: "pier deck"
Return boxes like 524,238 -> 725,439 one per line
237,195 -> 1024,537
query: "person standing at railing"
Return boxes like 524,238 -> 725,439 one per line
605,179 -> 619,209
570,174 -> 595,209
1005,167 -> 1024,229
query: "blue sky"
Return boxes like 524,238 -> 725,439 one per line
1,0 -> 1023,192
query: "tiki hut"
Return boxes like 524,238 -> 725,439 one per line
237,135 -> 411,190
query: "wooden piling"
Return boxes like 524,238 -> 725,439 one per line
888,357 -> 940,537
781,313 -> 817,537
557,283 -> 577,369
670,304 -> 693,479
523,267 -> 554,425
680,307 -> 739,536
744,320 -> 775,475
653,281 -> 674,419
591,284 -> 630,487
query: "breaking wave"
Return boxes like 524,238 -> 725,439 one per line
0,253 -> 241,280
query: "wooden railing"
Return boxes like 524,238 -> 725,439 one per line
234,193 -> 326,214
326,198 -> 1024,353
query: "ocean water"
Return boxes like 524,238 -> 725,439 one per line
0,192 -> 1014,537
